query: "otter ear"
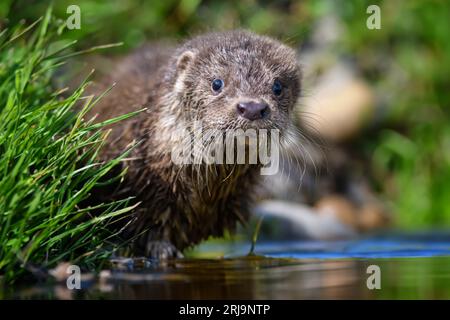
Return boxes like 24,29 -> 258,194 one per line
176,50 -> 196,73
173,50 -> 196,94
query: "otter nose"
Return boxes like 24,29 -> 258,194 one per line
236,101 -> 270,120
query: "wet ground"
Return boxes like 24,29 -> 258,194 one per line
4,232 -> 450,299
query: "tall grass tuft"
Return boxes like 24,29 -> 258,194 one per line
0,8 -> 139,282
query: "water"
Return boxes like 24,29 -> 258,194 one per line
4,232 -> 450,299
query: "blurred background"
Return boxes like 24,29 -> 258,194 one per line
1,0 -> 449,231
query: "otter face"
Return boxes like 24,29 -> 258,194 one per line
171,31 -> 301,134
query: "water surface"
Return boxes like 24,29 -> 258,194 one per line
4,233 -> 450,299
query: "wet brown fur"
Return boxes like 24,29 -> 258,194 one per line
88,30 -> 301,257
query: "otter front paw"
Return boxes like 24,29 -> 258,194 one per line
145,240 -> 183,259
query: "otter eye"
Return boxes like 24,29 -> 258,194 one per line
272,80 -> 283,96
211,79 -> 224,92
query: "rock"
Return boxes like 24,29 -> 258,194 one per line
316,194 -> 390,232
299,63 -> 376,143
48,261 -> 94,283
253,200 -> 356,241
48,262 -> 73,282
358,203 -> 391,232
315,195 -> 359,228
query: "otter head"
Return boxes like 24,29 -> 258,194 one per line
165,30 -> 301,133
164,31 -> 302,172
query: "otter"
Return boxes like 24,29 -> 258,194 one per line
88,30 -> 302,258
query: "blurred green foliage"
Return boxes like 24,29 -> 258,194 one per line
335,1 -> 450,227
1,0 -> 449,228
0,0 -> 313,52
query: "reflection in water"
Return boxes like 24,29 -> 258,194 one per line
4,234 -> 450,299
6,256 -> 450,299
91,258 -> 370,299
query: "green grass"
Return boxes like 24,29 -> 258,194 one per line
0,8 -> 140,282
